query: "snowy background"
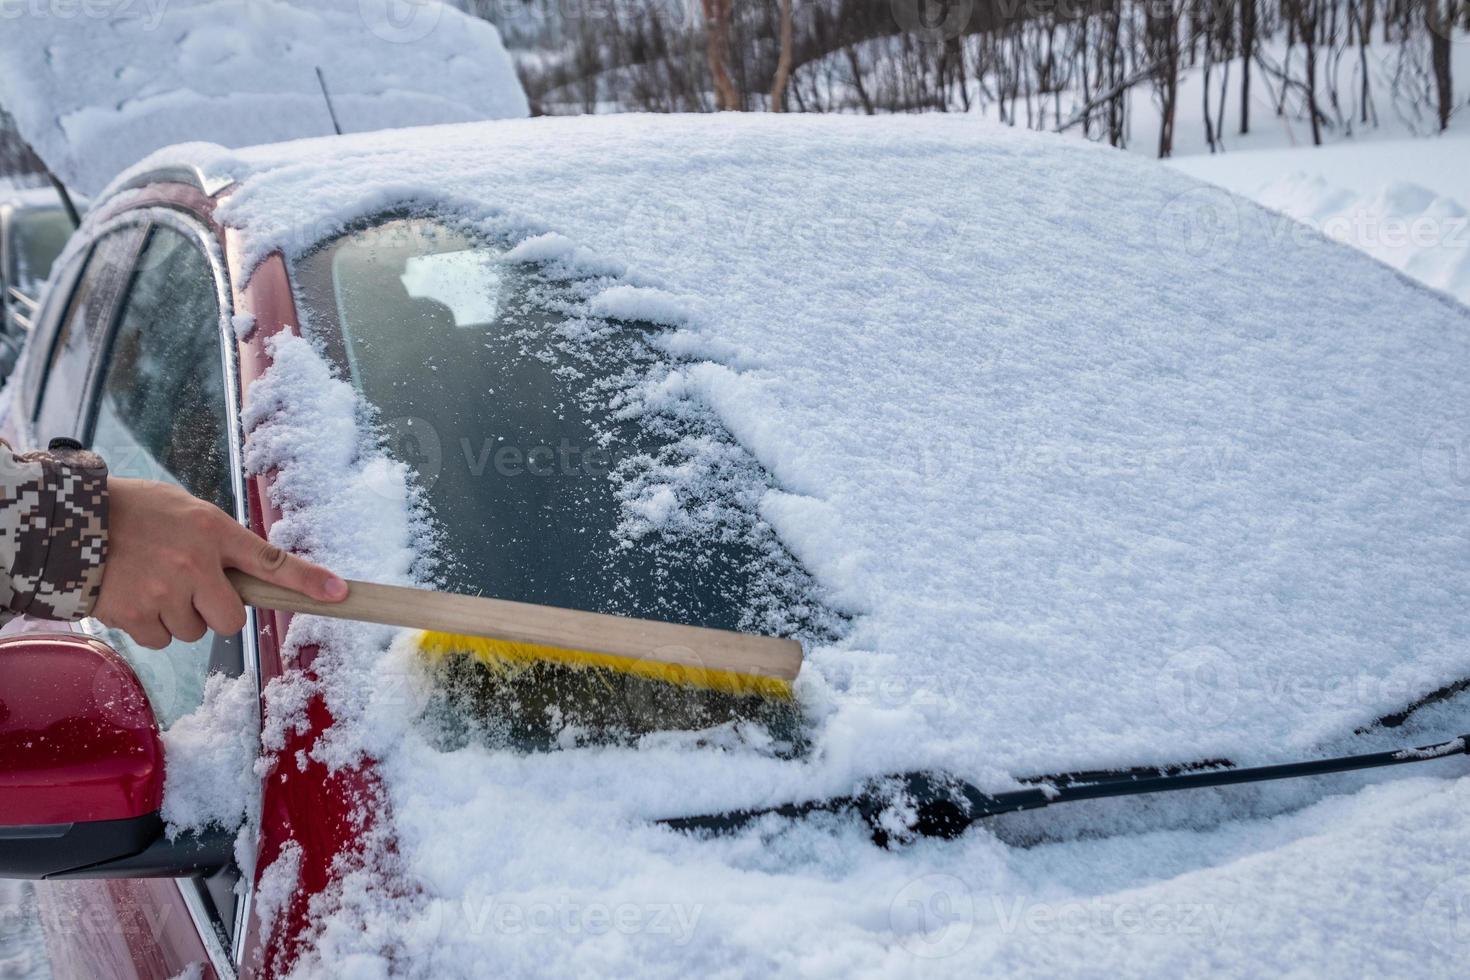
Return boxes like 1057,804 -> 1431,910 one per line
2,1 -> 1469,978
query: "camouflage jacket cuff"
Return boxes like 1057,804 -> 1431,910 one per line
0,441 -> 109,622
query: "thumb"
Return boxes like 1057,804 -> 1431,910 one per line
225,525 -> 348,603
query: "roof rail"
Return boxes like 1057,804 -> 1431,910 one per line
105,164 -> 234,203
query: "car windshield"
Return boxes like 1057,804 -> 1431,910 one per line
293,217 -> 838,749
10,206 -> 73,293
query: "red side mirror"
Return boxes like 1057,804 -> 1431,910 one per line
0,632 -> 230,879
0,633 -> 163,827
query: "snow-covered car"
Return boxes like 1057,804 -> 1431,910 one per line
2,115 -> 1470,979
0,190 -> 76,376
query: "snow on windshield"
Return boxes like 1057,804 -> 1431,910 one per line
0,0 -> 527,197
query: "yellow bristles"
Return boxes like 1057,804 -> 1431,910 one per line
415,630 -> 794,701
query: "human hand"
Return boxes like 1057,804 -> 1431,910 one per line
92,477 -> 347,649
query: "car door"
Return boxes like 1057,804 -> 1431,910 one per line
30,210 -> 253,980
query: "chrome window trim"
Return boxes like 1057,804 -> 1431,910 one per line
70,205 -> 259,975
179,881 -> 237,980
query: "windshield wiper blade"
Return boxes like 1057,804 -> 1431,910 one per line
662,735 -> 1470,845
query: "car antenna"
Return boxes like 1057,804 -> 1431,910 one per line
44,170 -> 81,229
315,66 -> 344,136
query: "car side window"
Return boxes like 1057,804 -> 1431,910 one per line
32,225 -> 144,440
86,224 -> 239,727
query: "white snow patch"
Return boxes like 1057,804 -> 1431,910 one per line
160,672 -> 258,835
0,0 -> 527,196
256,840 -> 304,945
625,483 -> 679,529
231,312 -> 258,340
588,285 -> 693,327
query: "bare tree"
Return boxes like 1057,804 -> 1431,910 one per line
703,0 -> 741,110
1241,0 -> 1258,131
1426,0 -> 1455,129
483,0 -> 1458,155
1287,0 -> 1327,142
771,0 -> 795,110
1145,0 -> 1185,156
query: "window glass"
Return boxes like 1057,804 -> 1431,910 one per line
294,219 -> 837,750
33,225 -> 143,440
87,224 -> 238,727
11,207 -> 73,294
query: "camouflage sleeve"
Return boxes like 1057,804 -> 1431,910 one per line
0,438 -> 108,624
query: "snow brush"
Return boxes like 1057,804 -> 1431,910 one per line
227,570 -> 803,699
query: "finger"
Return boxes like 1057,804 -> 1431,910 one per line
162,602 -> 208,644
126,617 -> 172,651
220,525 -> 347,603
193,570 -> 249,636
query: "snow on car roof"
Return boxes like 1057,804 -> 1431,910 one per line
0,0 -> 526,198
137,113 -> 1470,790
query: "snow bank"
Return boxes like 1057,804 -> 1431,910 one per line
0,0 -> 527,196
1173,139 -> 1470,308
1253,176 -> 1470,307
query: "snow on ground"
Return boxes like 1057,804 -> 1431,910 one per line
0,0 -> 527,197
0,882 -> 50,980
1171,135 -> 1470,201
1172,136 -> 1470,308
105,113 -> 1470,974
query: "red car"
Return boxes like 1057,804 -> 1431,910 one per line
4,124 -> 1470,980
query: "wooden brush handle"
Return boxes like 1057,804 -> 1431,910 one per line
227,570 -> 803,681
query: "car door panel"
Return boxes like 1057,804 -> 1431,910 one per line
38,879 -> 221,980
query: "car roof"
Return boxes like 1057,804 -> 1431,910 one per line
109,114 -> 1470,791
